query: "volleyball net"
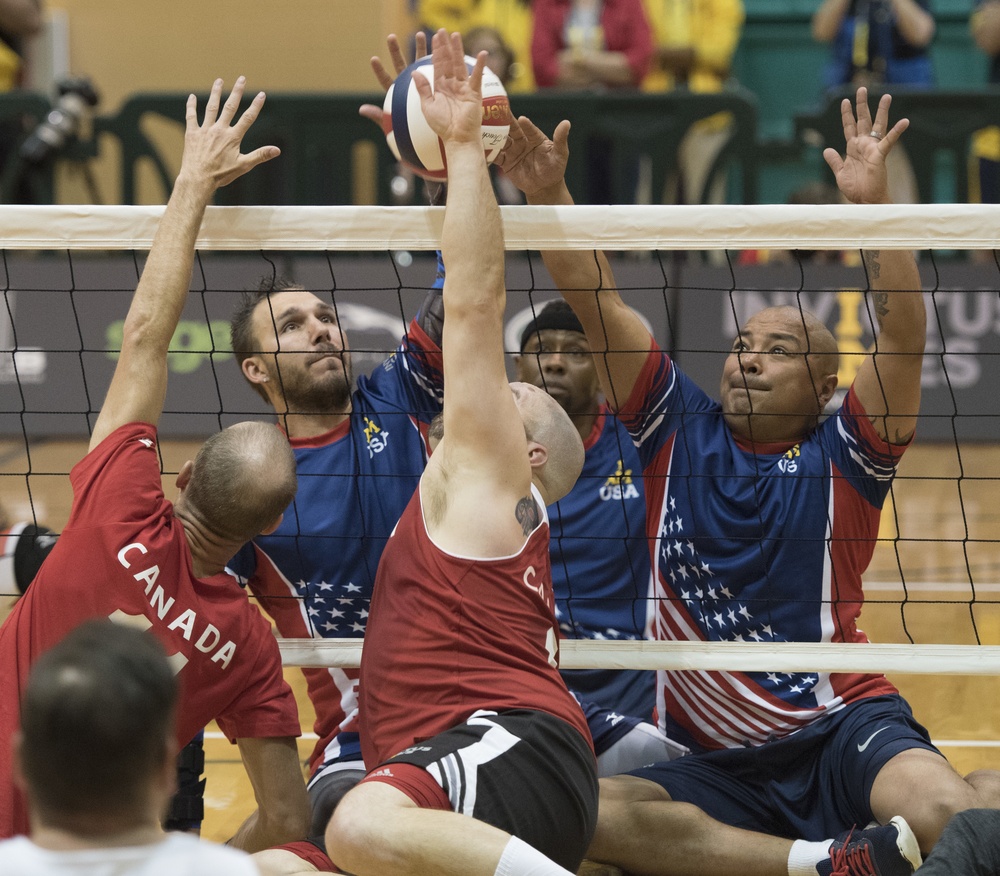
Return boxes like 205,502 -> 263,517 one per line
1,203 -> 999,679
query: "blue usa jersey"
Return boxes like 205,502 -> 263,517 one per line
227,320 -> 443,776
550,408 -> 655,721
620,342 -> 902,753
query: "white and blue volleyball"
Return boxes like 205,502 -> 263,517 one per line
382,55 -> 510,181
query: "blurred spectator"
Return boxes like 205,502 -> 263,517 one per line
970,0 -> 1000,206
419,0 -> 536,91
0,0 -> 41,90
812,0 -> 934,204
531,0 -> 652,90
813,0 -> 934,90
531,0 -> 653,203
0,0 -> 42,202
640,0 -> 745,206
416,0 -> 473,35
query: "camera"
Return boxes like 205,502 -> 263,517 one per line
20,77 -> 100,166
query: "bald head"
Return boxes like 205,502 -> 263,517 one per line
184,421 -> 297,543
721,306 -> 841,444
512,382 -> 585,504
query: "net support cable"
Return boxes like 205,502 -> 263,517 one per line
0,204 -> 997,251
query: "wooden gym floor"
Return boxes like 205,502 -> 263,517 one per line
1,438 -> 998,842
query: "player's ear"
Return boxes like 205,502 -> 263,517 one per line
242,355 -> 270,387
818,373 -> 839,409
527,441 -> 548,471
175,460 -> 194,492
260,512 -> 284,536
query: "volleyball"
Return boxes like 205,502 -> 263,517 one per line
382,55 -> 510,181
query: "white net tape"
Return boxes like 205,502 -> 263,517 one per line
0,203 -> 997,250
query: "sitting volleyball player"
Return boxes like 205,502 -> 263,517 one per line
0,78 -> 310,850
324,30 -> 598,876
495,88 -> 1000,875
514,299 -> 688,773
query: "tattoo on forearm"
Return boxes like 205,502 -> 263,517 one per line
873,290 -> 889,327
863,250 -> 882,281
515,496 -> 540,536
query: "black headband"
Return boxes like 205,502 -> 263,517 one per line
519,302 -> 585,351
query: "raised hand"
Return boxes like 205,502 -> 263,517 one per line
180,77 -> 279,192
412,30 -> 485,148
359,32 -> 429,127
497,114 -> 571,198
823,86 -> 909,205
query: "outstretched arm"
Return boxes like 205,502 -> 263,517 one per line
498,115 -> 651,410
824,87 -> 925,445
415,31 -> 532,557
89,79 -> 278,452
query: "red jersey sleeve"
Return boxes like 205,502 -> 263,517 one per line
68,423 -> 167,530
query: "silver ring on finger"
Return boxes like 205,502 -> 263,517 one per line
870,130 -> 884,140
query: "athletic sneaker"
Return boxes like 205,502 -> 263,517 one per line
818,816 -> 923,876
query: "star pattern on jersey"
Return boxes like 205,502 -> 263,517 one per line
292,578 -> 370,636
658,494 -> 818,696
554,603 -> 639,642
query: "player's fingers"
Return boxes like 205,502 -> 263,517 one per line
359,104 -> 383,127
371,57 -> 394,93
241,145 -> 281,170
431,28 -> 448,83
854,85 -> 873,133
218,76 -> 246,126
871,92 -> 893,138
185,93 -> 198,131
202,78 -> 224,126
469,49 -> 486,93
553,119 -> 572,153
233,90 -> 266,136
449,32 -> 467,81
515,115 -> 545,147
386,34 -> 407,75
823,147 -> 844,175
414,31 -> 428,61
879,117 -> 909,151
412,66 -> 433,102
839,97 -> 857,142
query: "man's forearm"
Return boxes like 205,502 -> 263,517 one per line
862,248 -> 925,350
120,176 -> 214,354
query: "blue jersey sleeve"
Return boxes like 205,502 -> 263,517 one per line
617,340 -> 718,471
364,319 -> 443,426
818,386 -> 910,509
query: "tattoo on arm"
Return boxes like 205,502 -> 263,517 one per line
872,291 -> 889,328
515,496 -> 540,536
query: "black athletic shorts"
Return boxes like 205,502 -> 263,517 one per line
371,708 -> 598,871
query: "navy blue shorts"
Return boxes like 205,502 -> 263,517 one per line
630,695 -> 939,840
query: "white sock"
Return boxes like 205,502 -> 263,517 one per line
787,839 -> 834,875
493,836 -> 576,876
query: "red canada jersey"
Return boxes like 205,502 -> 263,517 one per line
360,484 -> 593,767
0,423 -> 300,838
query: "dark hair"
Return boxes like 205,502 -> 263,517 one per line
519,299 -> 585,351
18,620 -> 177,826
229,277 -> 305,402
185,421 -> 297,544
